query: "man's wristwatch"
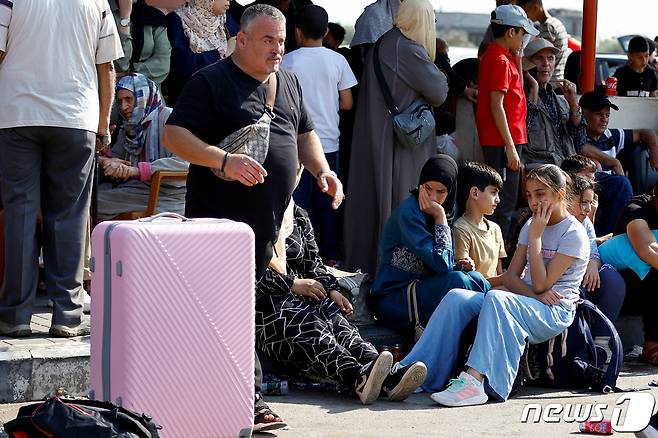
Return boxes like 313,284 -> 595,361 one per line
119,18 -> 130,27
570,106 -> 582,117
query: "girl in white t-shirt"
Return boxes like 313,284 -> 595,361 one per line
399,164 -> 590,406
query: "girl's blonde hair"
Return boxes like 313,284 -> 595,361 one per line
394,0 -> 437,62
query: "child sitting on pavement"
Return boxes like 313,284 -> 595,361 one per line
453,161 -> 506,281
399,164 -> 589,406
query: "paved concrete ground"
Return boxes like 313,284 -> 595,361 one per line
1,362 -> 656,438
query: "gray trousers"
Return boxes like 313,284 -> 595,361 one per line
0,127 -> 94,326
482,144 -> 523,240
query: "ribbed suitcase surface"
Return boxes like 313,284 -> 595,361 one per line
90,215 -> 255,438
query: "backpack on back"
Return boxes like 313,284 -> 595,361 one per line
523,299 -> 623,392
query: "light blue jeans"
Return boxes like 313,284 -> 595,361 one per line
401,288 -> 574,400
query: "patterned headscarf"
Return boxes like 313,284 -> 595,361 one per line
116,73 -> 167,166
176,0 -> 228,55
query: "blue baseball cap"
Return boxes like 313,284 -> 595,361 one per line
491,5 -> 540,36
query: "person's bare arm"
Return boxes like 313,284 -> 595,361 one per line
627,218 -> 658,269
501,244 -> 536,296
297,130 -> 344,209
580,143 -> 625,175
338,88 -> 353,111
490,90 -> 520,171
96,62 -> 116,137
633,129 -> 658,171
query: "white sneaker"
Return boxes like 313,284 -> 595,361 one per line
430,371 -> 488,407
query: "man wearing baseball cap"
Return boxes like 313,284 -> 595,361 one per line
476,4 -> 538,239
579,90 -> 658,234
523,38 -> 580,166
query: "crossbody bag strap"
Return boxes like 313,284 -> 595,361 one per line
372,37 -> 399,116
406,280 -> 420,324
265,73 -> 277,118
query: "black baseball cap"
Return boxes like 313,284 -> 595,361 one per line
579,91 -> 619,111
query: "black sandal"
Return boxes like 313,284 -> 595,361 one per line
254,397 -> 287,433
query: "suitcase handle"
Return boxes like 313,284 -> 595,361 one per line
139,212 -> 190,222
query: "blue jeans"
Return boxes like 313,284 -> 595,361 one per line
402,288 -> 574,400
584,264 -> 626,336
293,151 -> 340,260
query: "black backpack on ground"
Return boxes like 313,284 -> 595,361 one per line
4,397 -> 161,438
523,299 -> 624,392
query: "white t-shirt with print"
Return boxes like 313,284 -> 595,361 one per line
0,0 -> 123,132
519,215 -> 590,310
281,47 -> 357,153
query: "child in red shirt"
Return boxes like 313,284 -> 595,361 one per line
477,4 -> 538,239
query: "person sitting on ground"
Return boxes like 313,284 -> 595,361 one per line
560,154 -> 611,244
567,175 -> 626,333
256,169 -> 427,405
517,0 -> 569,85
453,162 -> 506,280
370,155 -> 490,330
614,35 -> 658,97
97,73 -> 187,219
578,90 -> 658,235
282,5 -> 357,265
523,38 -> 581,166
600,180 -> 658,364
402,164 -> 589,406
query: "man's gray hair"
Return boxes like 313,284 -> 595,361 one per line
240,4 -> 286,32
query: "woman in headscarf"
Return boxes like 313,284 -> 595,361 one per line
97,73 -> 188,219
370,155 -> 491,330
343,0 -> 450,274
351,0 -> 401,51
256,166 -> 427,406
165,0 -> 231,104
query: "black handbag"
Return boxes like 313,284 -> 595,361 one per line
372,37 -> 436,151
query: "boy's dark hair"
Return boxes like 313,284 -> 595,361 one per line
296,5 -> 329,40
560,154 -> 597,175
327,22 -> 345,45
628,35 -> 649,54
516,0 -> 541,8
457,161 -> 503,213
647,38 -> 656,55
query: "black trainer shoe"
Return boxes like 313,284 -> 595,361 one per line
354,351 -> 393,405
382,361 -> 427,401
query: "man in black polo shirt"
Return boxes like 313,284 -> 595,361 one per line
163,4 -> 343,431
614,182 -> 658,365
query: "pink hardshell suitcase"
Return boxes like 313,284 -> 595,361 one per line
90,213 -> 255,438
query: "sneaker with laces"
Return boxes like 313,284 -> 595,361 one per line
382,361 -> 427,401
49,321 -> 90,338
354,351 -> 393,405
430,371 -> 488,407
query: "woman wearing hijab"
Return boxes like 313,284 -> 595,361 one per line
97,73 -> 188,219
165,0 -> 231,104
343,0 -> 450,275
256,167 -> 427,406
370,155 -> 491,330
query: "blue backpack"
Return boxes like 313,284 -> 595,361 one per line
523,299 -> 624,392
